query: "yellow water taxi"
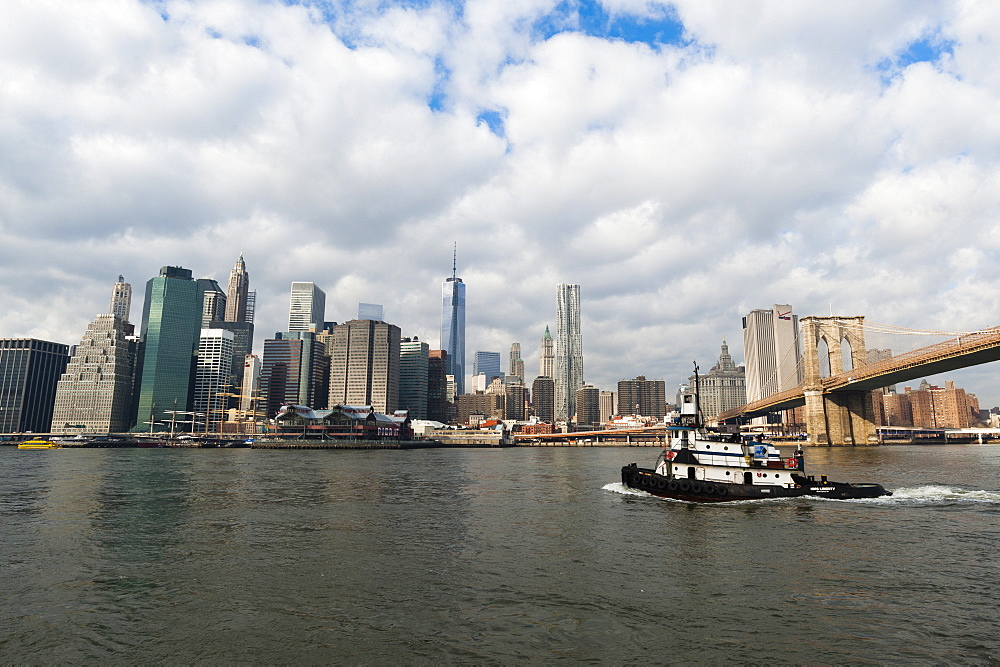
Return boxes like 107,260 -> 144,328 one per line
18,439 -> 61,450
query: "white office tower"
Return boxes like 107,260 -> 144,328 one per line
742,304 -> 802,403
50,315 -> 136,433
240,354 -> 261,416
555,284 -> 583,420
539,326 -> 554,379
289,282 -> 326,332
194,329 -> 235,431
109,275 -> 132,322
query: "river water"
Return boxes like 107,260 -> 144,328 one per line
2,444 -> 999,664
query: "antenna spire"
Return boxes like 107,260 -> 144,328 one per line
452,242 -> 457,280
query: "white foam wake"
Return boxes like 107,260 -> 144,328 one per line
877,484 -> 1000,504
603,482 -> 649,496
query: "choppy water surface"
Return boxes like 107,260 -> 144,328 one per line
2,444 -> 1000,663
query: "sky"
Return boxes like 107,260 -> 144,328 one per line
3,0 -> 1000,407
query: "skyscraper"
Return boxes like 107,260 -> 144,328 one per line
0,339 -> 69,433
358,303 -> 384,321
617,376 -> 667,419
531,376 -> 555,422
193,329 -> 235,431
135,266 -> 204,429
288,282 -> 326,332
441,250 -> 466,395
198,279 -> 227,327
474,351 -> 502,384
743,304 -> 802,403
399,337 -> 429,419
213,255 -> 255,397
427,350 -> 450,422
575,384 -> 600,427
239,354 -> 261,417
51,315 -> 137,434
110,275 -> 132,322
539,326 -> 554,378
224,254 -> 251,323
260,337 -> 305,419
555,284 -> 583,420
509,343 -> 524,383
328,319 -> 401,413
599,390 -> 616,423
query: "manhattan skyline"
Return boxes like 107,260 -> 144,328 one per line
2,3 -> 1000,405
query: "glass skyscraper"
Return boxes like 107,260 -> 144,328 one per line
0,338 -> 69,433
441,257 -> 465,396
135,266 -> 204,430
473,351 -> 502,384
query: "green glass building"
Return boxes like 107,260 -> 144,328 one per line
134,266 -> 204,431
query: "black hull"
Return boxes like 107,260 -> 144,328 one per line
620,465 -> 891,502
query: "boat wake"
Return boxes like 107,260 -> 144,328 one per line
604,482 -> 649,496
862,484 -> 1000,505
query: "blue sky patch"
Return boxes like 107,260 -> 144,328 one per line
428,56 -> 451,112
535,0 -> 685,48
875,29 -> 956,84
476,110 -> 506,138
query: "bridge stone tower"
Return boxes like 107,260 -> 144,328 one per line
800,316 -> 877,446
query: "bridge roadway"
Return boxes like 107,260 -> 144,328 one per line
719,326 -> 1000,420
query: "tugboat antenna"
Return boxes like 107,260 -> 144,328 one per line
692,361 -> 703,427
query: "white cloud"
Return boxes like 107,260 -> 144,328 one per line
2,0 -> 1000,407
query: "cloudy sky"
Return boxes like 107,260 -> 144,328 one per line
3,0 -> 1000,406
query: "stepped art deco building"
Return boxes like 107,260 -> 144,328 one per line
51,314 -> 137,434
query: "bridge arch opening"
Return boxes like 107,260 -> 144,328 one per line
842,337 -> 854,372
817,337 -> 831,378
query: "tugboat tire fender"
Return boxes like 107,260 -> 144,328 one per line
667,480 -> 678,492
690,482 -> 703,494
716,485 -> 727,497
656,478 -> 668,490
677,480 -> 691,492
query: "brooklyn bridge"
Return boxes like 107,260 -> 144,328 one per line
716,316 -> 1000,445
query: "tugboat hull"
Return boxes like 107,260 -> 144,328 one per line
621,465 -> 891,502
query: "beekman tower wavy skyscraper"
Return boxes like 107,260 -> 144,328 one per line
555,283 -> 583,420
441,247 -> 466,396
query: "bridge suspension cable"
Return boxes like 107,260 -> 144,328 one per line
847,319 -> 991,338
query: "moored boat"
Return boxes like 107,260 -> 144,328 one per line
18,438 -> 61,450
620,373 -> 891,502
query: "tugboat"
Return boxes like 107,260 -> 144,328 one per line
621,370 -> 891,502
